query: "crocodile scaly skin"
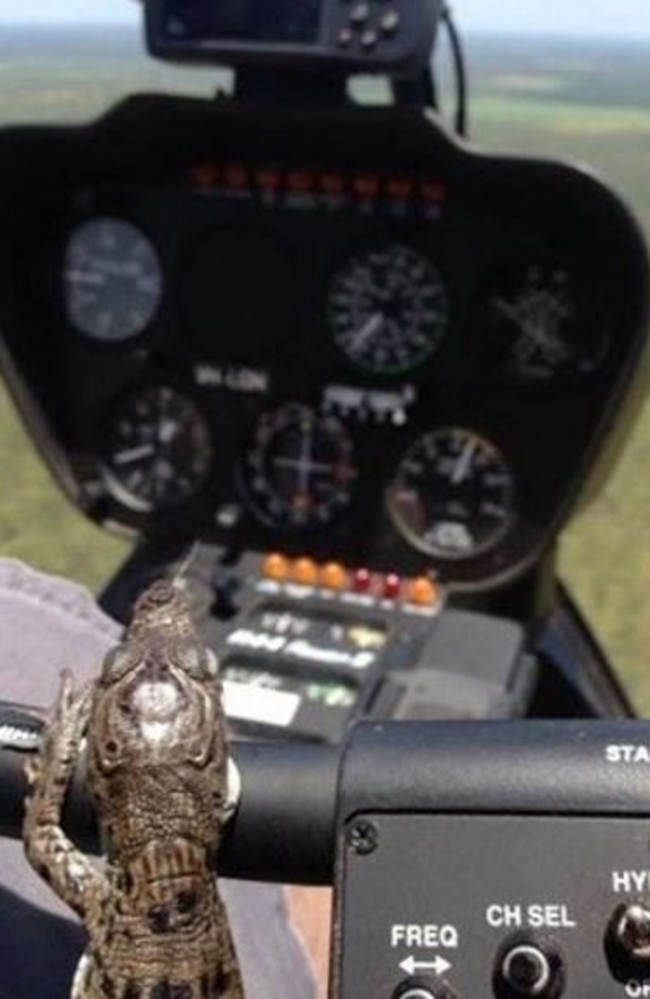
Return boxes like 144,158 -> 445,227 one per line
24,581 -> 245,999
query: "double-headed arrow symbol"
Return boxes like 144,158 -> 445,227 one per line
399,956 -> 453,977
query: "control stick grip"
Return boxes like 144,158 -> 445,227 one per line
0,717 -> 339,885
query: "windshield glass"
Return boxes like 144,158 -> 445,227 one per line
0,0 -> 649,709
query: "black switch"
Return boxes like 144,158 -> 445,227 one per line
211,571 -> 241,620
605,902 -> 650,982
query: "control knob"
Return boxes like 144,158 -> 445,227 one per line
606,902 -> 650,981
393,977 -> 457,999
493,934 -> 565,999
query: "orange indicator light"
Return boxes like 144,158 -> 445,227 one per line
263,553 -> 289,582
287,170 -> 314,192
192,163 -> 218,188
321,172 -> 345,195
354,174 -> 380,198
292,558 -> 319,586
407,577 -> 440,607
320,562 -> 349,591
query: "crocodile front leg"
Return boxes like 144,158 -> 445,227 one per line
23,671 -> 109,921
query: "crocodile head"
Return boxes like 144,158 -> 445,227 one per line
89,581 -> 221,773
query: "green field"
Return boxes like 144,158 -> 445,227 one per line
2,28 -> 650,707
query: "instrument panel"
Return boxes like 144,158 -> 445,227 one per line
0,97 -> 646,591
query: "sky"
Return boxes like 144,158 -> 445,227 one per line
1,0 -> 650,38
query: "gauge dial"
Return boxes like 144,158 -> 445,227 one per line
64,218 -> 162,342
328,244 -> 449,375
101,386 -> 212,512
387,428 -> 515,559
481,262 -> 609,382
244,403 -> 357,528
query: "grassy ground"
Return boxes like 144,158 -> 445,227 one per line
1,29 -> 650,708
467,98 -> 650,712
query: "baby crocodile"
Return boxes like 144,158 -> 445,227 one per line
24,580 -> 245,999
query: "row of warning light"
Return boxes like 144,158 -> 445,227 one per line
262,553 -> 441,607
191,162 -> 447,203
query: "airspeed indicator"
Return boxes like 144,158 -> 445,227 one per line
387,428 -> 515,559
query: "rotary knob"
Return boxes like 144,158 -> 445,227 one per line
393,977 -> 457,999
493,935 -> 565,999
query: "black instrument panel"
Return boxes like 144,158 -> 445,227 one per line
0,97 -> 646,591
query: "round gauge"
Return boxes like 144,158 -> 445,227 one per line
101,386 -> 212,512
244,403 -> 357,528
64,218 -> 163,342
480,262 -> 609,383
387,428 -> 515,560
328,244 -> 449,375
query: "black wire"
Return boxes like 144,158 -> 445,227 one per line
440,3 -> 469,137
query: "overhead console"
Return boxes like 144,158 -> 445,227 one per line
0,97 -> 646,596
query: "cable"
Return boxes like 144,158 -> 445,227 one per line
440,2 -> 469,137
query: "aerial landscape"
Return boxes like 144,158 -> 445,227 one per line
1,24 -> 650,705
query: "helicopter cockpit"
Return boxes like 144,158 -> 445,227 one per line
1,2 -> 650,997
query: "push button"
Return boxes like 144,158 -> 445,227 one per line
338,27 -> 353,47
349,2 -> 370,26
380,9 -> 401,34
360,28 -> 378,50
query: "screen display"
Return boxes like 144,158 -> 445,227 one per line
164,0 -> 322,45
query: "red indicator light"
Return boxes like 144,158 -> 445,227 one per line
387,177 -> 413,199
421,180 -> 447,202
257,169 -> 281,192
354,568 -> 373,594
383,574 -> 401,600
287,170 -> 315,193
192,163 -> 219,188
321,172 -> 345,195
224,163 -> 249,189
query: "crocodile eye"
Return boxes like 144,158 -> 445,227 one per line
100,645 -> 133,684
175,643 -> 218,680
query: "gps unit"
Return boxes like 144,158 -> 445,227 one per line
145,0 -> 442,75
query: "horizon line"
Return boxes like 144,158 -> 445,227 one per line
1,21 -> 650,42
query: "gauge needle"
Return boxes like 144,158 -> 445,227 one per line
297,420 -> 314,497
494,298 -> 564,355
351,312 -> 384,349
451,439 -> 476,485
274,458 -> 334,474
113,443 -> 157,466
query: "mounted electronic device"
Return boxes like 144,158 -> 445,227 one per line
146,0 -> 443,77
